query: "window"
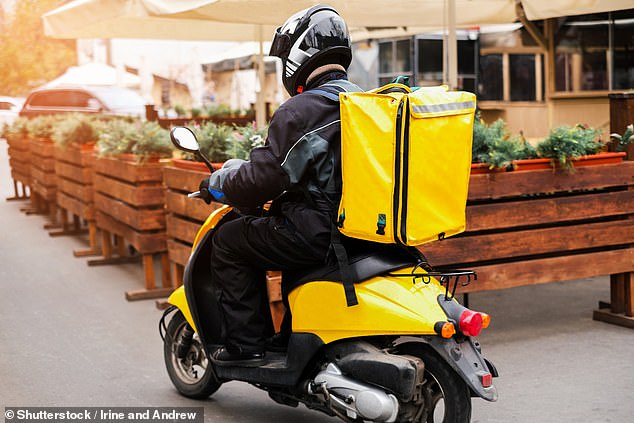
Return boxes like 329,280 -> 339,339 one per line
554,10 -> 634,92
417,39 -> 443,84
479,54 -> 503,101
29,90 -> 96,108
612,13 -> 634,90
161,81 -> 171,106
510,55 -> 536,101
416,37 -> 478,91
479,53 -> 542,102
378,39 -> 413,86
457,40 -> 477,93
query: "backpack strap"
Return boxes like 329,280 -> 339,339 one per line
308,79 -> 362,102
308,80 -> 362,307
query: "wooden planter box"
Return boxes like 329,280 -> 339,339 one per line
91,155 -> 171,300
5,134 -> 31,201
53,143 -> 99,255
421,160 -> 634,328
29,137 -> 59,224
156,116 -> 254,129
163,161 -> 285,331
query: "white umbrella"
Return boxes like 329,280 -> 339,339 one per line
42,1 -> 521,127
43,0 -> 633,125
521,0 -> 633,20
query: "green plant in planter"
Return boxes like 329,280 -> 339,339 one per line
174,104 -> 187,117
186,122 -> 232,163
191,107 -> 202,118
486,136 -> 537,170
226,123 -> 267,160
610,124 -> 634,152
536,124 -> 603,171
51,114 -> 101,149
3,117 -> 30,142
203,104 -> 232,118
26,115 -> 61,140
96,118 -> 137,156
131,121 -> 173,158
97,119 -> 172,160
472,117 -> 536,169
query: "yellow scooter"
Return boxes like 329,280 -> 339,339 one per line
160,127 -> 498,423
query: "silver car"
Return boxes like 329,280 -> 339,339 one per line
19,85 -> 147,119
0,96 -> 25,128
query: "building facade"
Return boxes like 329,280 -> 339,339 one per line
355,9 -> 634,139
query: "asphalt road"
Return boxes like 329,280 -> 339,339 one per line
1,140 -> 633,423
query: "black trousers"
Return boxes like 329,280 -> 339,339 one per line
210,215 -> 329,353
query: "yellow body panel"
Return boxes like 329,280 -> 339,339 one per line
168,286 -> 196,331
192,205 -> 233,248
288,268 -> 450,344
171,205 -> 452,344
168,206 -> 234,330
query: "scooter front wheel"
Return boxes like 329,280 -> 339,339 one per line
164,311 -> 222,399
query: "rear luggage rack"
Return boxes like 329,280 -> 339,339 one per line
388,262 -> 476,300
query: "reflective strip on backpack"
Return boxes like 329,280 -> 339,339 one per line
411,101 -> 475,114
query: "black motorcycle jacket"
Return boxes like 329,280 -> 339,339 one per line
222,70 -> 355,252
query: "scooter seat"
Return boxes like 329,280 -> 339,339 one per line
282,239 -> 418,294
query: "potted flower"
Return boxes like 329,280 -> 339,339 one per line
226,123 -> 267,160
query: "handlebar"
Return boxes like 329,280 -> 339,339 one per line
188,191 -> 202,199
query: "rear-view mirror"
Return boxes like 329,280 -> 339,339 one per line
170,126 -> 199,152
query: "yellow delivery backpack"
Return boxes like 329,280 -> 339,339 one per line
333,82 -> 476,246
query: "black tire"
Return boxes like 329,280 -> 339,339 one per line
163,311 -> 222,399
398,346 -> 471,423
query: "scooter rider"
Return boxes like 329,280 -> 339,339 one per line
198,5 -> 358,364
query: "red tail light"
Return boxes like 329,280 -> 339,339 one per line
459,309 -> 483,336
481,372 -> 493,388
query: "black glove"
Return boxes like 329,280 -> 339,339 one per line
198,176 -> 227,205
198,177 -> 213,205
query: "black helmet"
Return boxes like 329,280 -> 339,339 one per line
269,5 -> 352,96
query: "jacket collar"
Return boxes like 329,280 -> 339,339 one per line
305,70 -> 348,91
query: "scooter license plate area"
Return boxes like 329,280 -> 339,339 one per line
405,336 -> 498,402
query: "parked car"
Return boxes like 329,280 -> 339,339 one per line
19,85 -> 147,119
0,96 -> 25,127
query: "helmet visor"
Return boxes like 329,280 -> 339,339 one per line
269,29 -> 291,58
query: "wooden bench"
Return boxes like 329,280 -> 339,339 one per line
422,160 -> 634,328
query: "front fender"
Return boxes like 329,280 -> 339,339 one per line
396,336 -> 498,402
167,286 -> 196,332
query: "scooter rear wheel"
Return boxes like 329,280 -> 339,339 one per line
164,311 -> 222,399
399,347 -> 471,423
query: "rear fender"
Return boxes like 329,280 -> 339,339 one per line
395,336 -> 498,402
